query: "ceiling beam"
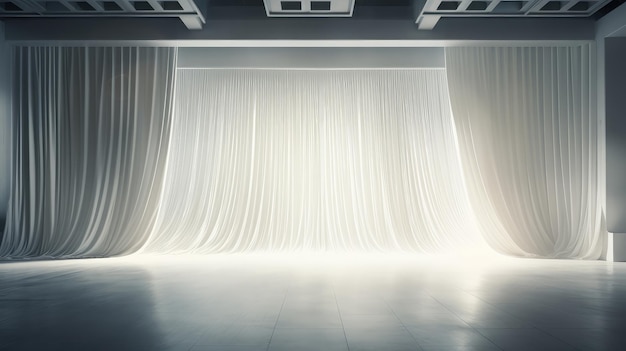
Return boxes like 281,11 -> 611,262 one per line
179,14 -> 204,30
417,14 -> 441,30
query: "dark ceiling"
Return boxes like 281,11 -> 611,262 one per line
0,0 -> 623,40
204,0 -> 623,20
0,0 -> 622,20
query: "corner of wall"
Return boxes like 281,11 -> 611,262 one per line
595,2 -> 626,260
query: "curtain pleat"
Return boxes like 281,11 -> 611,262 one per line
142,69 -> 486,253
445,45 -> 605,259
0,25 -> 10,234
0,46 -> 177,258
1,46 -> 606,259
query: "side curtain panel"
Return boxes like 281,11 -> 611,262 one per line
0,46 -> 177,258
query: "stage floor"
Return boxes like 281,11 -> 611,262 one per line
1,253 -> 625,351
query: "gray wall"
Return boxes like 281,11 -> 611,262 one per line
0,21 -> 9,228
596,2 -> 626,234
178,47 -> 444,69
3,17 -> 595,42
605,37 -> 626,232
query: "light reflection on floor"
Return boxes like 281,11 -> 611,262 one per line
1,253 -> 625,351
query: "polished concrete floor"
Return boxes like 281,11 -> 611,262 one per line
1,253 -> 625,351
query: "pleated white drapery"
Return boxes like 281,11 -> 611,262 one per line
445,46 -> 605,259
143,69 -> 485,253
0,24 -> 10,227
0,47 -> 177,258
0,46 -> 606,259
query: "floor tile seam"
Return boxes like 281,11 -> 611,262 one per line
381,296 -> 426,351
428,294 -> 505,351
333,289 -> 351,351
474,326 -> 584,351
449,289 -> 543,329
535,326 -> 587,351
265,286 -> 289,351
462,288 -> 530,319
470,328 -> 513,351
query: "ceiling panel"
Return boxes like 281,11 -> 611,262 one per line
0,0 -> 205,28
262,0 -> 355,16
417,0 -> 613,29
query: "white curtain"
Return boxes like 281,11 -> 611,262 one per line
1,46 -> 605,259
446,45 -> 605,259
143,69 -> 486,253
0,24 -> 10,231
0,47 -> 177,258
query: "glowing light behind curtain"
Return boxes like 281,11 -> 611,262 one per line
0,47 -> 177,258
445,46 -> 605,259
143,69 -> 486,253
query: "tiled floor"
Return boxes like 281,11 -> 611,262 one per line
1,253 -> 625,351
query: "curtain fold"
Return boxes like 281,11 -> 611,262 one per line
0,24 -> 10,232
0,46 -> 177,258
2,46 -> 605,259
445,45 -> 605,259
143,69 -> 486,253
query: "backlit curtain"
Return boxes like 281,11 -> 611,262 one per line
0,47 -> 177,258
446,45 -> 605,259
143,69 -> 486,253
